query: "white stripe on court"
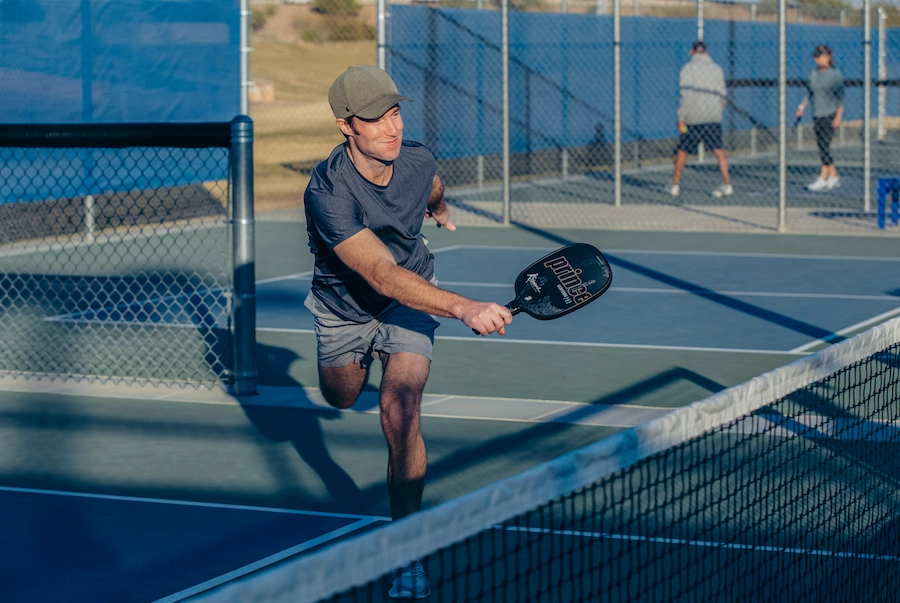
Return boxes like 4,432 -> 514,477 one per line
0,219 -> 224,259
443,244 -> 900,262
0,485 -> 390,521
152,517 -> 382,603
501,526 -> 900,563
255,328 -> 805,355
249,244 -> 462,286
428,336 -> 806,355
790,306 -> 900,353
439,282 -> 900,301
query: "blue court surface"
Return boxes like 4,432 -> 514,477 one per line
11,242 -> 900,602
255,245 -> 900,353
2,486 -> 387,603
51,244 -> 900,355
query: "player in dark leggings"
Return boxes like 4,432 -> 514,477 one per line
795,44 -> 844,192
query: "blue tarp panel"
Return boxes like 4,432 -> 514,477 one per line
0,1 -> 238,203
0,0 -> 240,124
391,6 -> 898,160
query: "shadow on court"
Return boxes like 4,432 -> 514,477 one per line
240,342 -> 367,514
511,222 -> 844,345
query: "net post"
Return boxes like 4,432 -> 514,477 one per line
231,115 -> 258,396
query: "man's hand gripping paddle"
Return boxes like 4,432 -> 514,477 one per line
473,243 -> 613,333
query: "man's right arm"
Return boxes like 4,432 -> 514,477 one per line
334,228 -> 513,336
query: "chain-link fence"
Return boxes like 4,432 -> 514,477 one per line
249,0 -> 900,235
0,121 -> 258,391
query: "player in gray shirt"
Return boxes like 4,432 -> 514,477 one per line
795,44 -> 844,192
669,41 -> 733,199
304,65 -> 513,599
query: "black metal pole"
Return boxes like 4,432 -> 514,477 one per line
231,115 -> 257,396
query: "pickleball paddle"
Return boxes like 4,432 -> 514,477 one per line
473,243 -> 613,333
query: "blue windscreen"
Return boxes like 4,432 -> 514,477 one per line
0,0 -> 240,124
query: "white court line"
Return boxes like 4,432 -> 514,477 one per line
250,244 -> 463,286
428,336 -> 806,355
502,526 -> 900,563
440,282 -> 900,301
153,518 -> 382,603
256,271 -> 313,285
445,244 -> 900,262
790,306 -> 900,353
255,327 -> 802,355
3,487 -> 386,602
0,485 -> 389,521
0,219 -> 224,259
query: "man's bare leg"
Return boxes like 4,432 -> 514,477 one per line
672,150 -> 688,185
713,148 -> 731,185
378,351 -> 430,520
318,362 -> 370,409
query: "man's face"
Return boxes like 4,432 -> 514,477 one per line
813,53 -> 830,69
339,105 -> 404,163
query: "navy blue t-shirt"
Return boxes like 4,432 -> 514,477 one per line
304,140 -> 436,322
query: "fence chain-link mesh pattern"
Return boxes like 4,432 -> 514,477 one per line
0,146 -> 232,387
248,1 -> 900,235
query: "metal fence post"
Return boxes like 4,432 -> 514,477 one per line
877,7 -> 886,141
614,0 -> 622,207
377,0 -> 388,72
697,0 -> 705,164
240,0 -> 250,116
778,0 -> 787,232
863,0 -> 872,213
231,115 -> 257,396
502,0 -> 510,225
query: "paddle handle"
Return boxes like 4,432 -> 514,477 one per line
470,301 -> 521,335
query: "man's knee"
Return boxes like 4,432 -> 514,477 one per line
320,388 -> 357,410
318,363 -> 368,409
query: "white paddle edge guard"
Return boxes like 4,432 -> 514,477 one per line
189,316 -> 900,603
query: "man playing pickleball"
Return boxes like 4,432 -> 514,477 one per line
303,65 -> 512,599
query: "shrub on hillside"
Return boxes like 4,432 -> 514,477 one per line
251,5 -> 277,31
300,16 -> 375,43
313,0 -> 360,16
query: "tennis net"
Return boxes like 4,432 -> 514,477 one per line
192,316 -> 900,602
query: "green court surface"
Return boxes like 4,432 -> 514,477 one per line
3,219 -> 900,520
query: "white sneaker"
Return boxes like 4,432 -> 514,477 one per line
807,178 -> 828,192
825,176 -> 840,190
712,183 -> 733,198
669,184 -> 680,197
389,560 -> 431,600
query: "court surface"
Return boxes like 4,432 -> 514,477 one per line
3,221 -> 900,602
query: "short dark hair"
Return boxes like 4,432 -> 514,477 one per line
691,40 -> 707,53
813,44 -> 834,67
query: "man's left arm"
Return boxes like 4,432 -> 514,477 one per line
425,174 -> 456,231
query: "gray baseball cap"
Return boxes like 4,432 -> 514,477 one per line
328,65 -> 413,120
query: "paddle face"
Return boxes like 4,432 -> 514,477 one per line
508,243 -> 612,320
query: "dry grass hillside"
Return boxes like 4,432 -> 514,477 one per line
249,3 -> 377,212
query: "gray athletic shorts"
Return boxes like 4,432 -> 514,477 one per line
304,287 -> 441,368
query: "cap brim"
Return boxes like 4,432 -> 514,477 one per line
354,94 -> 413,120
